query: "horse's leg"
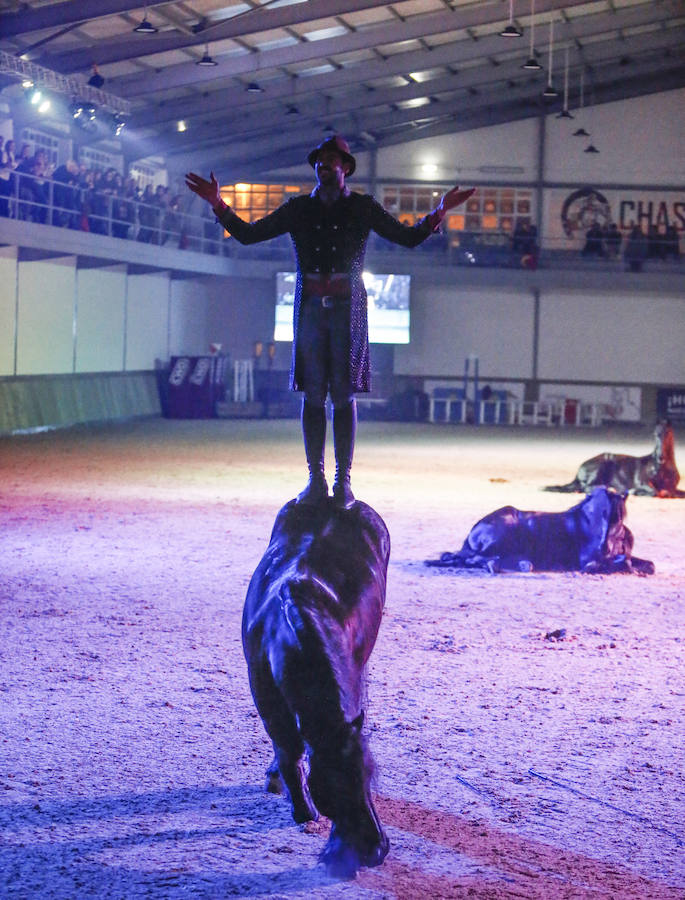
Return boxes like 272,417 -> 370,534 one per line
248,666 -> 319,823
307,715 -> 389,878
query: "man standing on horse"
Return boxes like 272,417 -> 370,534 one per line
186,136 -> 474,508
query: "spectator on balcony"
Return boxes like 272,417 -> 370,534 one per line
51,159 -> 79,227
88,168 -> 109,234
137,184 -> 157,243
15,149 -> 48,223
111,173 -> 132,238
604,222 -> 622,258
647,224 -> 664,260
161,194 -> 182,246
624,225 -> 648,272
663,224 -> 681,261
0,139 -> 17,217
512,220 -> 538,268
581,222 -> 606,258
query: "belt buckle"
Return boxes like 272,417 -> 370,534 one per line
321,295 -> 334,308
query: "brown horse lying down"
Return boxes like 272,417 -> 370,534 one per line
545,419 -> 683,497
425,488 -> 654,574
242,498 -> 390,879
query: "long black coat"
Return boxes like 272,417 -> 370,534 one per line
217,188 -> 436,391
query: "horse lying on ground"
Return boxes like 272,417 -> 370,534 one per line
242,498 -> 390,879
544,419 -> 683,497
425,487 -> 654,574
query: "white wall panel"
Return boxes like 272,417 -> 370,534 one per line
0,250 -> 17,375
206,274 -> 276,361
545,89 -> 685,186
125,272 -> 170,370
394,286 -> 535,379
75,267 -> 126,372
16,257 -> 75,375
377,119 -> 538,184
538,291 -> 685,384
169,279 -> 210,356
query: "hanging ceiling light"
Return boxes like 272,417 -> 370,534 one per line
197,44 -> 218,66
246,81 -> 263,92
500,0 -> 522,37
556,46 -> 574,118
133,4 -> 158,34
522,0 -> 542,70
542,17 -> 557,97
584,143 -> 599,153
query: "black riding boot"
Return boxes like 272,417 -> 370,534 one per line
332,399 -> 357,509
296,400 -> 328,504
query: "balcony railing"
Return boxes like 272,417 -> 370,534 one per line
1,169 -> 682,273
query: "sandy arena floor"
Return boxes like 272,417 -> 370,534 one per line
0,417 -> 683,899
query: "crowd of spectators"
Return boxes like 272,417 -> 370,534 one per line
0,139 -> 219,248
581,220 -> 680,268
2,140 -> 682,270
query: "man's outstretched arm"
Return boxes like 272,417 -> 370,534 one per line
185,170 -> 290,245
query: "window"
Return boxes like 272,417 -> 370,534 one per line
80,146 -> 120,173
20,128 -> 59,167
381,184 -> 534,234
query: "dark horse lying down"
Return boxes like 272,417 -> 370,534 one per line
425,487 -> 654,574
545,419 -> 683,497
242,498 -> 390,879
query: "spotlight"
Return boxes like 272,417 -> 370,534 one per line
22,79 -> 34,89
112,113 -> 126,136
29,88 -> 42,105
70,99 -> 85,119
38,98 -> 51,114
177,120 -> 187,132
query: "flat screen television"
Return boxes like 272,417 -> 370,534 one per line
275,272 -> 410,344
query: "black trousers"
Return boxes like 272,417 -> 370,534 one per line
296,296 -> 354,407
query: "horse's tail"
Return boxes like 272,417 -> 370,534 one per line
543,480 -> 581,493
424,551 -> 465,567
424,551 -> 495,570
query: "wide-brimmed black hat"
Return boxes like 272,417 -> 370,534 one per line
307,135 -> 356,176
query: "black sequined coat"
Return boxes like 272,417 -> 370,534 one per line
217,187 -> 436,392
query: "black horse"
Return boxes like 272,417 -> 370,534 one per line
242,498 -> 390,879
544,419 -> 683,497
425,487 -> 654,574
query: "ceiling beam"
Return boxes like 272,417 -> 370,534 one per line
164,60 -> 685,174
131,25 -> 685,134
109,1 -> 674,99
34,0 -> 608,75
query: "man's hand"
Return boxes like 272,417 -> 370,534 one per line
185,171 -> 222,208
437,186 -> 476,218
